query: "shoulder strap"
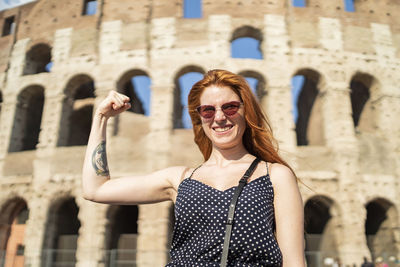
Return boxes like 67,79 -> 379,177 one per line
220,157 -> 261,267
266,161 -> 270,177
188,164 -> 202,179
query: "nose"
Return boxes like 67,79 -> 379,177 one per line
214,108 -> 226,121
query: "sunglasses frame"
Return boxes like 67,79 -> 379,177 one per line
195,101 -> 243,119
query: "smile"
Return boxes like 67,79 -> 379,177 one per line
213,125 -> 233,132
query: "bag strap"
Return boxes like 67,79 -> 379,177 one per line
220,157 -> 261,267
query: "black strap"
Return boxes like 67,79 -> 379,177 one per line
220,158 -> 261,267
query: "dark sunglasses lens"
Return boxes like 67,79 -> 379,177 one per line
198,105 -> 215,118
222,102 -> 240,116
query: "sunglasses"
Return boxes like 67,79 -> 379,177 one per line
196,101 -> 243,119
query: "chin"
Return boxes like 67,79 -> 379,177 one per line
210,134 -> 242,150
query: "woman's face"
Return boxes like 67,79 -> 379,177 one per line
199,85 -> 246,150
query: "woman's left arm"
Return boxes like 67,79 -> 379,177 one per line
270,163 -> 305,267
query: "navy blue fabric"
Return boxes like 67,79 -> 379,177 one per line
166,168 -> 282,267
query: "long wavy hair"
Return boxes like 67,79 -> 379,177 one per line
188,69 -> 293,170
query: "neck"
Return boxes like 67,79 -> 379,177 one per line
207,143 -> 253,167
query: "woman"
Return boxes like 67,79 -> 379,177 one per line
82,69 -> 305,266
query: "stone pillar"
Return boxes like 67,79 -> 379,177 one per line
75,199 -> 108,267
0,38 -> 30,164
267,82 -> 297,150
208,15 -> 231,63
136,202 -> 172,267
33,90 -> 65,184
23,197 -> 51,267
376,84 -> 400,260
134,79 -> 174,266
371,23 -> 396,65
0,92 -> 17,176
0,92 -> 16,158
264,14 -> 290,58
336,201 -> 370,265
7,38 -> 29,81
99,20 -> 122,65
150,17 -> 176,60
52,28 -> 72,72
323,81 -> 369,265
148,15 -> 176,167
319,17 -> 343,51
263,14 -> 295,151
322,82 -> 357,149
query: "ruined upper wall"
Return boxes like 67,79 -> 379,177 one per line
1,0 -> 399,40
0,0 -> 399,73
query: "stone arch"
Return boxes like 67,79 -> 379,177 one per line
237,70 -> 267,100
23,43 -> 52,75
304,195 -> 340,266
8,85 -> 45,152
116,69 -> 152,116
104,205 -> 139,267
0,197 -> 28,267
42,197 -> 81,267
292,68 -> 325,146
350,72 -> 380,133
58,74 -> 95,146
365,198 -> 399,261
231,26 -> 263,59
173,65 -> 205,129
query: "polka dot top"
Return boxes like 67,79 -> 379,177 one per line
166,162 -> 283,267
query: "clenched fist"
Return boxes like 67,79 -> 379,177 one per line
96,90 -> 131,118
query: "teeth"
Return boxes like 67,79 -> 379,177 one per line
214,126 -> 232,132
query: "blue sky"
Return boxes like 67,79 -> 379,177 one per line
0,0 -> 35,11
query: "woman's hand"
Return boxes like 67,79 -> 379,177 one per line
96,90 -> 131,118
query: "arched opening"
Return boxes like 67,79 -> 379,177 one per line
2,16 -> 15,36
365,198 -> 398,262
105,205 -> 138,267
173,66 -> 205,129
293,0 -> 306,7
23,44 -> 52,75
231,26 -> 263,59
304,196 -> 338,266
345,0 -> 356,12
183,0 -> 202,18
0,198 -> 28,267
58,74 -> 95,146
42,198 -> 81,267
238,70 -> 266,100
292,69 -> 325,146
350,73 -> 376,133
8,85 -> 44,152
116,70 -> 151,116
82,0 -> 97,15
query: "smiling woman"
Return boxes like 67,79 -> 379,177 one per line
82,69 -> 305,267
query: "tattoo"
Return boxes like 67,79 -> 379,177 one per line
92,141 -> 110,176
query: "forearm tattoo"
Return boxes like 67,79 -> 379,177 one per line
92,141 -> 110,176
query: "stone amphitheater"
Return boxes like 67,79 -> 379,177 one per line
0,0 -> 399,266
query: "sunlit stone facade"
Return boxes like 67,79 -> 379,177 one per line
0,1 -> 399,266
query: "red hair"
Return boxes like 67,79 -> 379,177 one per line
188,69 -> 293,170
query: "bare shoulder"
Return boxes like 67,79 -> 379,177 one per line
161,165 -> 193,188
269,163 -> 298,195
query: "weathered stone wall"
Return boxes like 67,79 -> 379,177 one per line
0,0 -> 399,266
